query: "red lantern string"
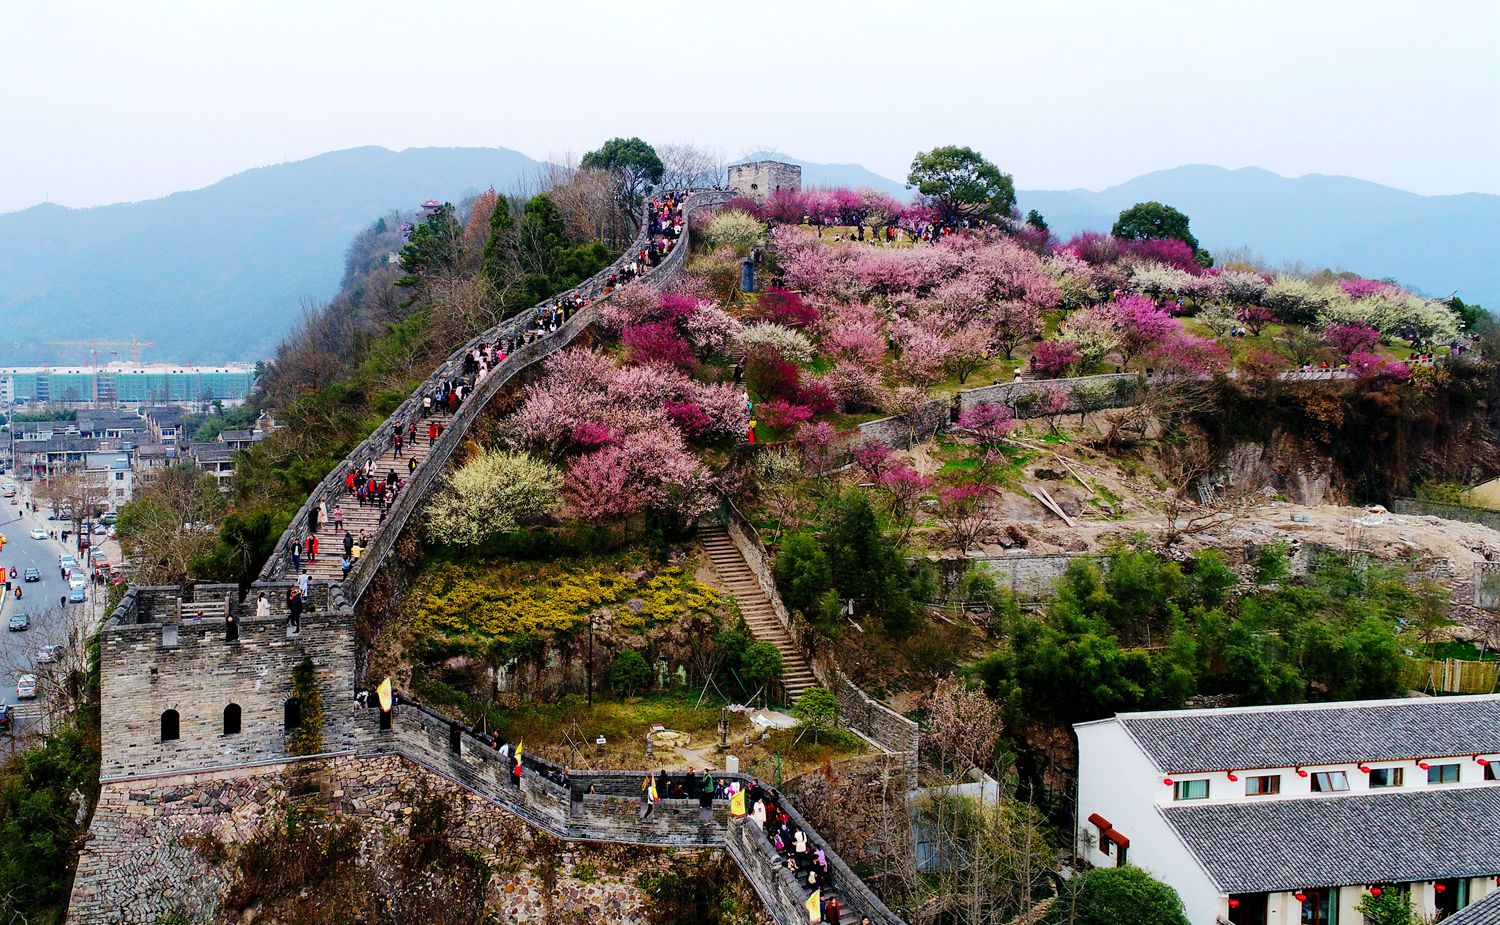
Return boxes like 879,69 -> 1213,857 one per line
1163,777 -> 1174,786
1435,884 -> 1447,894
1228,899 -> 1240,909
1418,760 -> 1431,770
1358,764 -> 1371,773
1227,771 -> 1238,782
1370,887 -> 1382,897
1295,892 -> 1308,903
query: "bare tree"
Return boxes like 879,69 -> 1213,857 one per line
37,471 -> 109,552
116,464 -> 229,585
658,143 -> 728,190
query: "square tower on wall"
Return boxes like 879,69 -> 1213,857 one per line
728,160 -> 802,203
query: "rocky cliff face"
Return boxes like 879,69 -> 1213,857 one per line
1221,429 -> 1344,506
69,754 -> 759,925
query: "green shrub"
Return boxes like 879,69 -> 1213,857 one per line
609,649 -> 652,695
286,656 -> 324,756
1043,866 -> 1189,925
741,642 -> 785,690
789,687 -> 839,735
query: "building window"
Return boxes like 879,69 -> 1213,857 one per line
1427,763 -> 1460,784
1310,771 -> 1349,793
1486,761 -> 1497,782
223,703 -> 242,736
1245,774 -> 1281,796
160,709 -> 180,742
284,698 -> 301,732
1369,767 -> 1404,788
1299,887 -> 1340,925
1174,779 -> 1209,800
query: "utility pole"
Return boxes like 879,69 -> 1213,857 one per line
586,613 -> 595,708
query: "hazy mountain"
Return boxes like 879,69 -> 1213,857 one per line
3,150 -> 1493,370
747,157 -> 1497,305
1016,165 -> 1499,305
0,146 -> 544,366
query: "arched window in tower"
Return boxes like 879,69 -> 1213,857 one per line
160,709 -> 180,742
284,697 -> 301,732
223,703 -> 242,736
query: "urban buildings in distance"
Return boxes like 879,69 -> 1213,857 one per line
0,362 -> 257,407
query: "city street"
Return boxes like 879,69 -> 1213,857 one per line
0,480 -> 111,734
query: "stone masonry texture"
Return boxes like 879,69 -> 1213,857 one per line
68,753 -> 725,925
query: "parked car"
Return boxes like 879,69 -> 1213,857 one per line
93,523 -> 107,536
22,567 -> 39,582
36,645 -> 58,664
0,703 -> 11,734
68,570 -> 87,590
7,613 -> 30,632
15,675 -> 36,700
68,586 -> 86,604
59,555 -> 77,575
100,512 -> 118,525
29,527 -> 46,540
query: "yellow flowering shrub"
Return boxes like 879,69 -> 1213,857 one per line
407,555 -> 723,654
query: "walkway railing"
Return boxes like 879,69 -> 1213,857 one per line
259,190 -> 735,603
372,697 -> 905,925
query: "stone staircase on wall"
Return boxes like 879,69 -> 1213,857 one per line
297,410 -> 451,583
700,524 -> 817,702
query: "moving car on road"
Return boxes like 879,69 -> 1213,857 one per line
36,645 -> 59,664
16,675 -> 36,700
22,567 -> 39,582
29,527 -> 46,540
7,613 -> 30,632
0,704 -> 10,734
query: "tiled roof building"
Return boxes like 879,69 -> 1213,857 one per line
1076,695 -> 1500,924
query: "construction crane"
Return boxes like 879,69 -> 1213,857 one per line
47,334 -> 156,365
44,336 -> 157,405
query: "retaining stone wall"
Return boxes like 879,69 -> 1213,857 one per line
956,372 -> 1139,416
68,753 -> 687,925
966,553 -> 1104,602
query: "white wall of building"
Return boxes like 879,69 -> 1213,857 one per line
1076,719 -> 1225,924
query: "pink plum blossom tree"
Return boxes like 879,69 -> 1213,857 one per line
1027,340 -> 1078,379
1324,323 -> 1380,358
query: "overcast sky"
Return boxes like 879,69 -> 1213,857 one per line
3,0 -> 1496,214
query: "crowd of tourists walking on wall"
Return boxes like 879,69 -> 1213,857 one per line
282,192 -> 691,582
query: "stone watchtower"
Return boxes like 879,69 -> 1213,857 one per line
98,582 -> 357,780
727,160 -> 802,203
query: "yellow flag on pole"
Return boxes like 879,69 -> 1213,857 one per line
376,677 -> 393,712
806,889 -> 822,923
730,789 -> 747,817
649,780 -> 659,803
514,739 -> 523,767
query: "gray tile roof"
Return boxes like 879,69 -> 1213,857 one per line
1162,785 -> 1500,893
1448,891 -> 1500,925
188,442 -> 234,464
1118,695 -> 1500,773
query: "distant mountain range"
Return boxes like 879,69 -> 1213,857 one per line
0,146 -> 542,366
2,148 -> 1493,366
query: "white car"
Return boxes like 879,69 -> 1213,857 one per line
68,571 -> 88,591
36,645 -> 58,664
16,675 -> 36,700
29,527 -> 47,540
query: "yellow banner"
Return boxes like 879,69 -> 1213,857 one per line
730,790 -> 747,817
806,889 -> 822,923
376,677 -> 392,712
